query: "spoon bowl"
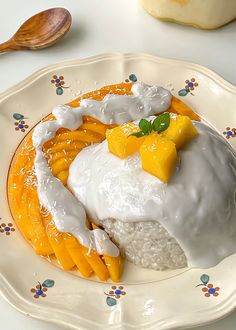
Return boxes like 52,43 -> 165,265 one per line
0,8 -> 72,52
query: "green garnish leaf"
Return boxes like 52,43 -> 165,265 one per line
152,113 -> 170,133
128,113 -> 170,138
129,131 -> 146,138
139,119 -> 152,134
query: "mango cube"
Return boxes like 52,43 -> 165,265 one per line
139,134 -> 177,183
162,114 -> 198,149
106,123 -> 146,159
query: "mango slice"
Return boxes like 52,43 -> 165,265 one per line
56,170 -> 69,186
48,150 -> 79,166
82,247 -> 109,281
139,134 -> 177,183
106,122 -> 146,159
103,255 -> 123,283
28,194 -> 54,256
43,213 -> 75,270
162,114 -> 198,149
64,234 -> 94,278
80,121 -> 116,136
92,223 -> 123,283
169,96 -> 200,121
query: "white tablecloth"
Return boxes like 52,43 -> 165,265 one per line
1,0 -> 236,329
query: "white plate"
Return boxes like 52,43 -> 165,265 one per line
0,53 -> 236,330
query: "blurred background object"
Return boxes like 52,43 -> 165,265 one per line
140,0 -> 236,29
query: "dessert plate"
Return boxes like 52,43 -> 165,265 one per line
0,53 -> 236,330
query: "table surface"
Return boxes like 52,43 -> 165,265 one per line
1,0 -> 236,329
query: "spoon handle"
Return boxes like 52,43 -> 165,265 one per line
0,40 -> 15,53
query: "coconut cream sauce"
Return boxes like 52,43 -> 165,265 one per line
68,122 -> 236,268
32,82 -> 172,256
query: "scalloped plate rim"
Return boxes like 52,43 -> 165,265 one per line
1,274 -> 236,330
1,53 -> 236,330
0,53 -> 236,103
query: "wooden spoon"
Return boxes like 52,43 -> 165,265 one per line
0,7 -> 72,53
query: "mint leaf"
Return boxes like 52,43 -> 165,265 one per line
129,131 -> 146,138
139,119 -> 152,134
152,113 -> 170,133
128,113 -> 170,139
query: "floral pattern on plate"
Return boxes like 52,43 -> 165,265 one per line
125,73 -> 138,83
223,127 -> 236,139
178,78 -> 199,96
51,75 -> 69,95
0,221 -> 15,236
30,279 -> 55,299
13,113 -> 29,132
196,274 -> 220,297
105,285 -> 126,306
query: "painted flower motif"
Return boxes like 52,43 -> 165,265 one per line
223,127 -> 236,139
31,283 -> 47,298
178,78 -> 199,96
125,74 -> 138,83
202,284 -> 220,297
0,222 -> 15,236
105,285 -> 126,306
196,274 -> 220,298
108,285 -> 126,298
51,75 -> 68,95
14,120 -> 29,132
185,78 -> 199,91
30,279 -> 55,299
51,75 -> 65,87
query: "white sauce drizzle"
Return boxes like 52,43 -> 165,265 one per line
68,121 -> 236,268
32,82 -> 172,256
